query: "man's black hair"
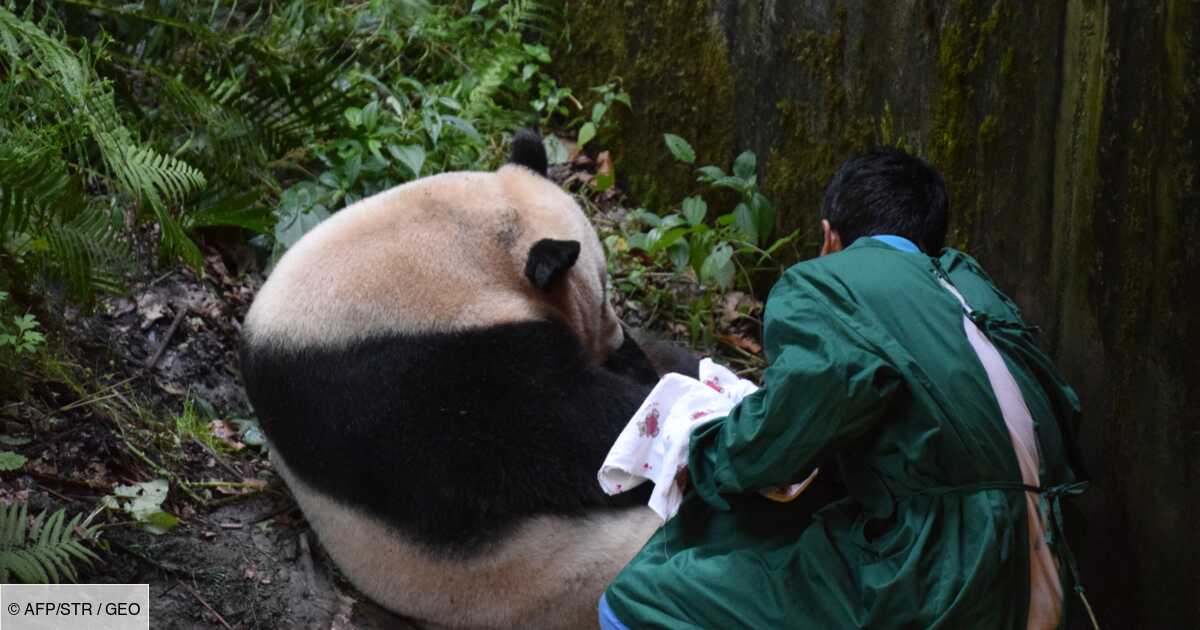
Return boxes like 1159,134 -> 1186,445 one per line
820,147 -> 949,254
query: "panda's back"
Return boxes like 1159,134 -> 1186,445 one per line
244,168 -> 579,347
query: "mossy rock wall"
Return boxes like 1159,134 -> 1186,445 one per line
554,1 -> 737,207
556,1 -> 1199,627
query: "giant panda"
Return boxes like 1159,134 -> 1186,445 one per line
240,131 -> 695,629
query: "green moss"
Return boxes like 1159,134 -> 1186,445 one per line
554,1 -> 736,207
759,9 -> 875,257
999,46 -> 1015,79
978,114 -> 999,145
929,0 -> 1017,250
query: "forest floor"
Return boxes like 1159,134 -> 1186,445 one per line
1,148 -> 765,629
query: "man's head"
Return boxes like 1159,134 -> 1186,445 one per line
819,147 -> 949,256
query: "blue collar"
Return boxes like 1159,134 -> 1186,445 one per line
869,235 -> 921,253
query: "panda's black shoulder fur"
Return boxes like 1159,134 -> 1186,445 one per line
509,129 -> 548,177
241,319 -> 659,555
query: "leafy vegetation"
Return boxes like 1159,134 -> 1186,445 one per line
0,2 -> 783,596
0,503 -> 100,583
0,292 -> 45,358
0,0 -> 598,302
601,134 -> 798,348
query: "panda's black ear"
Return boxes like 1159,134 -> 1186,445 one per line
525,238 -> 580,291
509,129 -> 548,177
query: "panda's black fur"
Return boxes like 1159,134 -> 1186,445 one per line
241,318 -> 666,553
509,128 -> 550,177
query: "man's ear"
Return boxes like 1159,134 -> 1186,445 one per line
820,219 -> 843,256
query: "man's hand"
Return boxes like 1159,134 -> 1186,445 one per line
674,466 -> 690,493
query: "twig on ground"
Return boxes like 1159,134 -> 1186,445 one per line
205,487 -> 274,510
190,480 -> 264,489
37,483 -> 82,505
25,470 -> 112,493
108,539 -> 191,577
298,531 -> 319,597
145,270 -> 176,288
250,503 -> 298,525
178,580 -> 234,630
58,376 -> 139,412
144,307 -> 188,370
116,430 -> 209,505
191,437 -> 242,479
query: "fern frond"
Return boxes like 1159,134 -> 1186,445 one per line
103,139 -> 207,206
467,47 -> 523,115
0,137 -> 126,299
0,503 -> 99,585
503,0 -> 557,34
65,1 -> 352,157
43,206 -> 128,298
0,6 -> 207,268
0,144 -> 80,238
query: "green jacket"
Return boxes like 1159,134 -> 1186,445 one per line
605,239 -> 1084,629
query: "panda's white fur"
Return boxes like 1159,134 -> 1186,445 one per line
273,454 -> 659,629
241,140 -> 677,629
246,165 -> 622,359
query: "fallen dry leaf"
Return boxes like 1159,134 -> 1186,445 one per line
136,293 -> 169,329
208,420 -> 246,451
720,333 -> 763,355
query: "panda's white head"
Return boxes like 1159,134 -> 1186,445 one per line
243,131 -> 624,362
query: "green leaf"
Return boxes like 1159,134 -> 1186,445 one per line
712,175 -> 749,192
700,244 -> 735,290
627,232 -> 649,251
734,202 -> 758,246
732,150 -> 757,180
274,204 -> 331,252
659,214 -> 686,230
0,435 -> 31,446
360,100 -> 380,131
752,192 -> 776,244
543,135 -> 569,165
593,168 -> 615,193
696,165 -> 726,182
14,315 -> 37,332
387,144 -> 426,178
629,209 -> 661,228
184,190 -> 272,233
522,44 -> 552,64
592,102 -> 607,124
443,116 -> 484,143
682,196 -> 707,226
650,226 -> 690,253
0,451 -> 27,471
663,134 -> 695,164
644,227 -> 663,250
577,122 -> 597,147
668,239 -> 691,270
140,510 -> 180,535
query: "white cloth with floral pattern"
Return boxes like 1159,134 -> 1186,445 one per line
598,359 -> 818,521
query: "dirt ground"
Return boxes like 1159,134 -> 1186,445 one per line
3,251 -> 422,628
